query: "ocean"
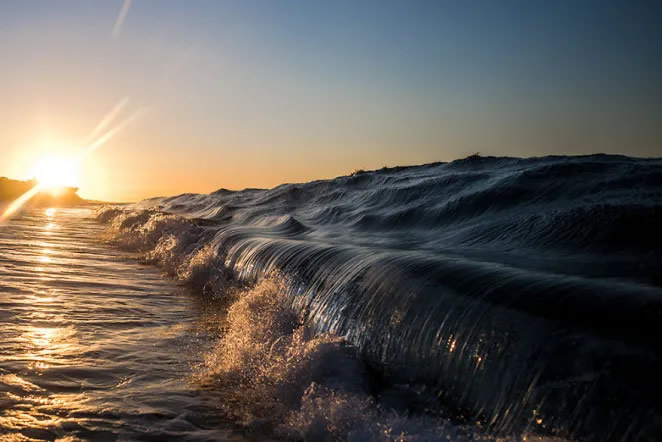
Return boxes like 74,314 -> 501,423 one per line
0,207 -> 243,440
2,154 -> 661,441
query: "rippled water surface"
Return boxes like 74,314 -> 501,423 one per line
0,208 -> 242,441
3,155 -> 661,441
97,155 -> 662,441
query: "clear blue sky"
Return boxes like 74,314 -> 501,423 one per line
0,0 -> 660,200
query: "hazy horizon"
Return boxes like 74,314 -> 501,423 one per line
6,150 -> 661,204
1,0 -> 660,201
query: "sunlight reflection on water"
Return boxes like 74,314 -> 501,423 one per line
0,208 -> 240,440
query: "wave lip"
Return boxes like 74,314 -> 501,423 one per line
98,154 -> 662,440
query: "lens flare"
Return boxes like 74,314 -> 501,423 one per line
0,97 -> 143,223
0,185 -> 41,222
112,0 -> 133,38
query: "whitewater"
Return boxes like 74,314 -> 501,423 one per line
2,154 -> 661,441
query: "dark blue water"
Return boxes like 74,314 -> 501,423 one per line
98,154 -> 662,441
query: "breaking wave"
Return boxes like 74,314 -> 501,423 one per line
97,154 -> 662,441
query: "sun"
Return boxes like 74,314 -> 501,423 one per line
30,155 -> 80,193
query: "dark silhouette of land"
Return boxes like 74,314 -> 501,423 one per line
0,176 -> 86,206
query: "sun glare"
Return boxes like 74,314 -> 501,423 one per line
30,155 -> 80,193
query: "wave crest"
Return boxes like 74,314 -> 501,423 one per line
96,154 -> 662,440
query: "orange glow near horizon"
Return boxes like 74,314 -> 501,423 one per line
0,98 -> 143,222
1,2 -> 660,204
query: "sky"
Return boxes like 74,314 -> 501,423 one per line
0,0 -> 660,201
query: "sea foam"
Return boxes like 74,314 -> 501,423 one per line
97,154 -> 662,440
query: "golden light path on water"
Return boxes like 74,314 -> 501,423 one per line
0,207 -> 237,440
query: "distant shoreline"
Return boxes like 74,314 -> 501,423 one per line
0,176 -> 88,207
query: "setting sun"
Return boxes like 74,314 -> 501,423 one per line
30,155 -> 80,192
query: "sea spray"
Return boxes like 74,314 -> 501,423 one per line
201,277 -> 481,441
97,207 -> 490,440
96,155 -> 662,440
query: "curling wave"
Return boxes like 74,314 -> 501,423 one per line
98,154 -> 662,441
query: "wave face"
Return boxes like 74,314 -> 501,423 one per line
99,154 -> 662,440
